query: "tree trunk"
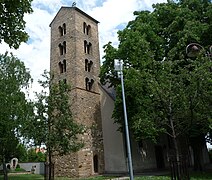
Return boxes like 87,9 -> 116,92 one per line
48,148 -> 53,180
168,93 -> 182,180
3,157 -> 8,180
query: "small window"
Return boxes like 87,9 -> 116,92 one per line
63,60 -> 66,72
63,79 -> 67,84
59,44 -> 63,55
85,78 -> 94,91
85,77 -> 89,90
59,26 -> 63,36
59,62 -> 63,73
83,22 -> 87,34
88,61 -> 93,72
85,60 -> 93,72
87,42 -> 92,54
88,79 -> 94,91
63,23 -> 66,35
63,41 -> 66,54
87,25 -> 91,36
84,41 -> 87,53
85,59 -> 88,71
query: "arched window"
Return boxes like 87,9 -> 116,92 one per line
93,155 -> 98,173
63,23 -> 66,35
88,79 -> 94,91
85,77 -> 89,90
59,44 -> 63,55
85,78 -> 94,91
59,62 -> 63,73
59,26 -> 63,36
83,22 -> 87,34
87,25 -> 91,36
63,41 -> 66,54
87,42 -> 92,54
84,40 -> 87,53
63,60 -> 66,72
88,61 -> 93,72
85,59 -> 88,71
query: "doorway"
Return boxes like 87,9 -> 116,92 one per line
93,155 -> 98,173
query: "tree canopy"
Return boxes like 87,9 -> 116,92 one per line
100,0 -> 212,170
26,71 -> 84,154
24,71 -> 84,179
0,0 -> 33,49
0,52 -> 33,179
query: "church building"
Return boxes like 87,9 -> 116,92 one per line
49,5 -> 209,178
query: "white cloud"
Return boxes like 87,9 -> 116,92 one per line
32,0 -> 64,12
0,0 -> 167,97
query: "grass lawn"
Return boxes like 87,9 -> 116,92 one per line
0,172 -> 212,180
0,173 -> 44,180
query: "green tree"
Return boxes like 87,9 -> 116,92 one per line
0,0 -> 33,49
26,71 -> 84,180
0,52 -> 33,180
14,144 -> 28,162
100,0 -> 211,172
26,148 -> 46,162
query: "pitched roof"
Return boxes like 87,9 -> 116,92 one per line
99,82 -> 116,101
49,6 -> 99,27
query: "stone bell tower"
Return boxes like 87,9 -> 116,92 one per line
49,6 -> 104,177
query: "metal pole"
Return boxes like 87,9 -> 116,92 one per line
119,61 -> 134,180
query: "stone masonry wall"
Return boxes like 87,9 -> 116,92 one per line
50,7 -> 104,178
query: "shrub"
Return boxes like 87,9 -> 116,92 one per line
16,164 -> 20,169
15,168 -> 26,172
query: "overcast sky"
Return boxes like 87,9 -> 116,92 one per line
0,0 -> 167,96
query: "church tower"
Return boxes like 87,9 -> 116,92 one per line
49,6 -> 104,177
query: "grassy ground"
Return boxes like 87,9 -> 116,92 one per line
0,172 -> 212,180
0,174 -> 44,180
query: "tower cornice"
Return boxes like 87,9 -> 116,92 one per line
49,6 -> 99,27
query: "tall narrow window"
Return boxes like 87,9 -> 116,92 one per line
85,59 -> 88,71
88,79 -> 94,91
63,41 -> 66,54
63,60 -> 66,72
59,44 -> 63,55
63,79 -> 67,84
87,25 -> 91,36
87,43 -> 92,54
84,41 -> 87,53
88,61 -> 93,72
59,26 -> 63,36
63,23 -> 66,35
59,62 -> 63,73
85,77 -> 89,90
83,22 -> 87,34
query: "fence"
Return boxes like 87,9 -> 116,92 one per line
169,156 -> 190,180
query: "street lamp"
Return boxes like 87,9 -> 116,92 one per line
114,59 -> 134,180
186,43 -> 212,59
